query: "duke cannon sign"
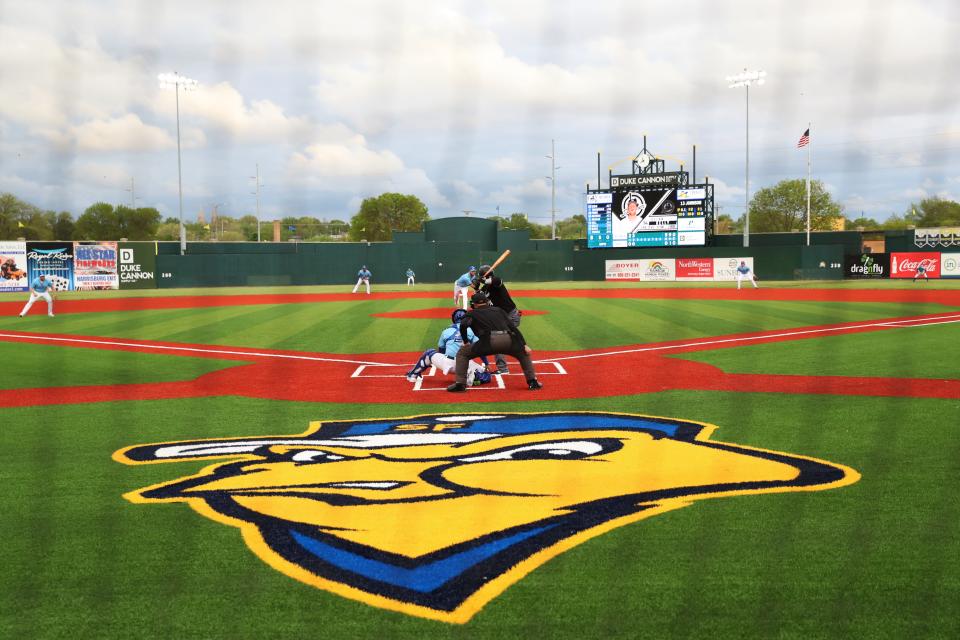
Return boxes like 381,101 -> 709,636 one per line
118,242 -> 157,289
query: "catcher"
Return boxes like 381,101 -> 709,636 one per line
406,308 -> 492,386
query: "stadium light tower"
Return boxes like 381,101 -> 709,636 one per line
726,69 -> 766,248
158,72 -> 198,255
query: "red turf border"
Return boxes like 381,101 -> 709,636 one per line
2,286 -> 958,406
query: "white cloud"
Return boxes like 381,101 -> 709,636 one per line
488,178 -> 552,206
451,180 -> 480,200
285,134 -> 449,209
159,82 -> 312,143
50,114 -> 179,152
491,157 -> 523,172
288,137 -> 405,178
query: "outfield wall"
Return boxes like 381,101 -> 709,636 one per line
6,225 -> 957,289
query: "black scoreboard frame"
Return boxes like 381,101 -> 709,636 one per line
585,143 -> 715,249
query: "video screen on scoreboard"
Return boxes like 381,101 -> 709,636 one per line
587,185 -> 708,248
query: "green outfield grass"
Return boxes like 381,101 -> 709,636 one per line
1,284 -> 958,639
0,298 -> 950,353
0,342 -> 236,389
678,321 -> 960,379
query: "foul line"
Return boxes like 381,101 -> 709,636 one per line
536,313 -> 960,364
3,313 -> 958,371
0,333 -> 395,367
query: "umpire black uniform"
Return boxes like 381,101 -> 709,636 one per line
448,291 -> 541,392
473,265 -> 521,373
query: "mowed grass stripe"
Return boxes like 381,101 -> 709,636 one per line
677,321 -> 960,379
149,304 -> 300,345
0,342 -> 237,390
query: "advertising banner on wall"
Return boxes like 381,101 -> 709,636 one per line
118,242 -> 157,289
940,253 -> 960,278
26,241 -> 74,291
73,242 -> 119,290
844,253 -> 889,278
713,257 -> 754,281
0,241 -> 29,292
890,252 -> 940,279
914,227 -> 960,249
676,257 -> 713,281
604,259 -> 676,281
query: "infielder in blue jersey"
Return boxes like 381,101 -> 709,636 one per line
406,308 -> 491,386
736,260 -> 758,290
19,274 -> 57,317
453,266 -> 477,309
406,268 -> 416,286
352,266 -> 372,294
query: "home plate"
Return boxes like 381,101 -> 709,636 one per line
350,361 -> 567,391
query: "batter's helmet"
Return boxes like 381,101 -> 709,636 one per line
451,308 -> 467,324
477,264 -> 492,278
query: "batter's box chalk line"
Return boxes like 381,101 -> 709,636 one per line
350,361 -> 566,391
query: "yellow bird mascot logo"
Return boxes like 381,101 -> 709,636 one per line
114,412 -> 859,623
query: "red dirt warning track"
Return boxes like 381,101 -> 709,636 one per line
3,286 -> 960,317
2,307 -> 958,407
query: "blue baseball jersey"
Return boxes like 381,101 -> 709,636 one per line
736,265 -> 751,274
438,325 -> 477,359
406,269 -> 415,277
455,272 -> 474,287
358,269 -> 371,279
31,277 -> 55,293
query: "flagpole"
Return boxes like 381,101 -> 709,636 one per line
806,122 -> 811,246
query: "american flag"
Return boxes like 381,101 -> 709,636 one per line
797,128 -> 810,148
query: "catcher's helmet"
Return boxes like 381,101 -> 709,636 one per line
477,264 -> 492,278
470,290 -> 490,307
451,308 -> 467,324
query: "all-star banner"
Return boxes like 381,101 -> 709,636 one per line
74,241 -> 119,290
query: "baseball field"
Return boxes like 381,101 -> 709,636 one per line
1,280 -> 958,639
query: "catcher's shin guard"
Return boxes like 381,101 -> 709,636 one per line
406,349 -> 437,378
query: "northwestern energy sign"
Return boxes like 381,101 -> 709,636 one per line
845,253 -> 889,278
118,242 -> 157,289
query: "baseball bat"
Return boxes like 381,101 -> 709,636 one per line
486,249 -> 511,274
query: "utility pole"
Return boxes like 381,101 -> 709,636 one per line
250,163 -> 262,241
547,139 -> 558,240
125,177 -> 136,208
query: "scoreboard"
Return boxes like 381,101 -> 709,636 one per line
586,172 -> 713,249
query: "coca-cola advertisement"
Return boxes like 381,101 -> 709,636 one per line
676,257 -> 713,280
890,252 -> 940,279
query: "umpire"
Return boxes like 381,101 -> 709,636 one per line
448,291 -> 541,392
473,264 -> 521,374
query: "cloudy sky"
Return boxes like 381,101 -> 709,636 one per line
1,0 -> 958,225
